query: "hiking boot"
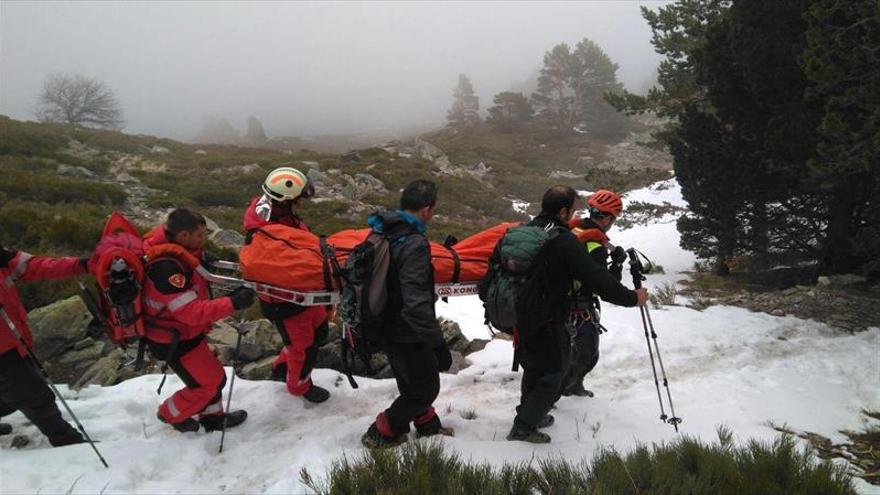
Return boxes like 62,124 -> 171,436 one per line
157,412 -> 200,433
506,425 -> 551,444
414,415 -> 454,438
302,384 -> 330,404
562,382 -> 594,398
199,410 -> 248,432
537,414 -> 554,429
361,423 -> 406,449
0,423 -> 11,436
48,429 -> 86,447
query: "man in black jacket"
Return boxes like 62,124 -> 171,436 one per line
507,186 -> 648,443
361,180 -> 454,448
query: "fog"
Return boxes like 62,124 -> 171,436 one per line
0,1 -> 667,141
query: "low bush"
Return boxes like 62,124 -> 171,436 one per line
300,428 -> 855,495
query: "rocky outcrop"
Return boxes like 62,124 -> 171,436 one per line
28,296 -> 93,360
341,173 -> 388,201
376,139 -> 492,181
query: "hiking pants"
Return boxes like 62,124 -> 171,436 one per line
514,323 -> 571,430
271,306 -> 328,395
0,349 -> 82,446
149,338 -> 226,424
378,341 -> 441,436
563,320 -> 601,391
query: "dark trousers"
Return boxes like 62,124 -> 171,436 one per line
563,321 -> 600,390
382,341 -> 441,435
0,349 -> 81,445
514,322 -> 571,430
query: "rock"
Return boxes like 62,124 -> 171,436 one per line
301,160 -> 320,170
341,151 -> 360,163
208,320 -> 240,347
825,274 -> 867,287
239,356 -> 276,380
770,309 -> 785,317
150,145 -> 170,155
73,348 -> 131,389
446,351 -> 469,374
244,319 -> 284,356
73,337 -> 96,351
57,164 -> 96,178
58,341 -> 105,365
341,173 -> 387,201
209,229 -> 245,249
465,339 -> 489,355
817,276 -> 831,286
440,318 -> 471,354
11,435 -> 29,448
28,296 -> 92,360
195,149 -> 208,156
307,168 -> 328,186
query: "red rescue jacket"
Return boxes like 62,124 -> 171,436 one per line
141,227 -> 233,343
0,252 -> 85,356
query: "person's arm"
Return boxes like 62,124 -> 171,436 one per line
16,253 -> 86,282
397,237 -> 445,347
146,260 -> 236,330
562,236 -> 638,307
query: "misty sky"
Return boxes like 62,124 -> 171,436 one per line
1,1 -> 667,140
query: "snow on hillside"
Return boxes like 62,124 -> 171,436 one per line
2,179 -> 879,494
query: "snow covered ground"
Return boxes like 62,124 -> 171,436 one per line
2,179 -> 879,494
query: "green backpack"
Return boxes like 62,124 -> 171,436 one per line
478,224 -> 564,333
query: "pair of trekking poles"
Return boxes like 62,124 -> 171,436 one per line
626,249 -> 682,432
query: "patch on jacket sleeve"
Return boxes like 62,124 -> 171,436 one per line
147,259 -> 191,294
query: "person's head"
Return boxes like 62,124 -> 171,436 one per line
166,208 -> 208,250
587,189 -> 623,232
541,185 -> 579,224
400,179 -> 438,225
262,167 -> 315,212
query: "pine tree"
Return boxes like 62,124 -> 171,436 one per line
446,74 -> 481,128
571,38 -> 629,138
803,0 -> 880,275
531,44 -> 575,132
486,92 -> 532,133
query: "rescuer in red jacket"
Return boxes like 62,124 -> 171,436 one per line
143,208 -> 255,433
0,244 -> 89,446
242,167 -> 331,403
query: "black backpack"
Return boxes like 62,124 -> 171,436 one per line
337,231 -> 393,387
478,223 -> 564,335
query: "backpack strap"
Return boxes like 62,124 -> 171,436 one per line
319,236 -> 333,291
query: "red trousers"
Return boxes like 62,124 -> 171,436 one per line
271,306 -> 328,395
155,339 -> 226,423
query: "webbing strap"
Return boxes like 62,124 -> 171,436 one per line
318,236 -> 332,291
442,245 -> 461,284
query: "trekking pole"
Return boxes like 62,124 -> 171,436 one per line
0,306 -> 109,467
219,317 -> 246,454
626,249 -> 682,432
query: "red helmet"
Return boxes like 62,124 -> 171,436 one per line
587,190 -> 622,217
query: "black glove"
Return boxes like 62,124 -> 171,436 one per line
0,245 -> 16,268
201,251 -> 218,271
434,344 -> 453,372
229,286 -> 255,310
610,246 -> 627,265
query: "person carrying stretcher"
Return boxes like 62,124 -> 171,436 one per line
242,167 -> 331,404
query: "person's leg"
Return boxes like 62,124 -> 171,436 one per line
276,307 -> 327,397
158,340 -> 229,427
0,351 -> 82,446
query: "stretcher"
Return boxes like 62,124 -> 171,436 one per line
202,260 -> 481,306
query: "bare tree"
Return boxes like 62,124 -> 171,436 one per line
36,73 -> 124,129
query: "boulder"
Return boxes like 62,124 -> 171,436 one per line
341,173 -> 387,201
150,145 -> 170,155
440,318 -> 470,354
73,349 -> 131,389
57,341 -> 106,366
195,149 -> 208,156
239,356 -> 276,380
465,339 -> 489,355
446,351 -> 469,374
209,229 -> 245,249
57,164 -> 96,178
27,296 -> 92,360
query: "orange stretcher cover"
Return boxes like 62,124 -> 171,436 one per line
238,222 -> 518,291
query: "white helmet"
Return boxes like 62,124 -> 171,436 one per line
261,167 -> 314,201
